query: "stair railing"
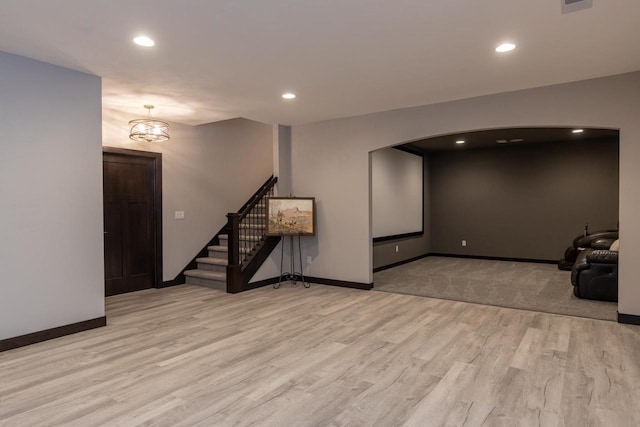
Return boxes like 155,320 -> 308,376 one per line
226,176 -> 277,293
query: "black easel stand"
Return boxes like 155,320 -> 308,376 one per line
275,234 -> 310,289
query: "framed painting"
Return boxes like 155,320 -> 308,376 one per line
266,197 -> 316,236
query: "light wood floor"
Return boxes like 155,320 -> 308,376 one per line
1,284 -> 639,426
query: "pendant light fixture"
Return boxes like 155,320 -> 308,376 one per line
129,105 -> 170,143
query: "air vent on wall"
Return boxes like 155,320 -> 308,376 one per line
562,0 -> 593,14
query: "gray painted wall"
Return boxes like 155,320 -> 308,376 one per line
102,110 -> 273,281
430,139 -> 619,260
273,125 -> 292,196
373,155 -> 431,269
0,52 -> 104,340
371,148 -> 423,238
286,71 -> 640,316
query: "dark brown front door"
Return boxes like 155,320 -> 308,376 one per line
103,151 -> 160,296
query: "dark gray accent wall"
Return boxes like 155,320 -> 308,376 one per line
373,156 -> 431,269
430,138 -> 619,260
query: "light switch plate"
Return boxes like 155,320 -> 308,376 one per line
175,211 -> 185,220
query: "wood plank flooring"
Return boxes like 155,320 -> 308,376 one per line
1,284 -> 639,426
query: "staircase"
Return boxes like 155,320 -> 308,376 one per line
183,212 -> 264,290
181,176 -> 278,292
182,241 -> 228,291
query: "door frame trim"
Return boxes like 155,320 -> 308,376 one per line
103,147 -> 163,289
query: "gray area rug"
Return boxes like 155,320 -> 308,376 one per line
373,256 -> 617,321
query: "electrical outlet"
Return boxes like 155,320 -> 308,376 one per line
307,256 -> 312,265
395,245 -> 399,253
462,240 -> 467,247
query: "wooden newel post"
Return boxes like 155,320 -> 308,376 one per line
226,212 -> 242,293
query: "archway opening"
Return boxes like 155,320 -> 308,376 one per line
371,126 -> 619,320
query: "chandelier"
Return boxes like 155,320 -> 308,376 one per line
129,105 -> 170,143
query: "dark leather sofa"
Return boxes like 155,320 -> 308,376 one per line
558,229 -> 618,271
570,238 -> 618,302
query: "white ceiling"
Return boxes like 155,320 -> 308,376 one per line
1,1 -> 639,126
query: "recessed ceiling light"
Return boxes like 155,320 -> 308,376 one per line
133,36 -> 155,47
572,129 -> 584,134
455,140 -> 465,144
282,93 -> 296,100
510,138 -> 524,142
495,42 -> 516,53
496,139 -> 508,144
